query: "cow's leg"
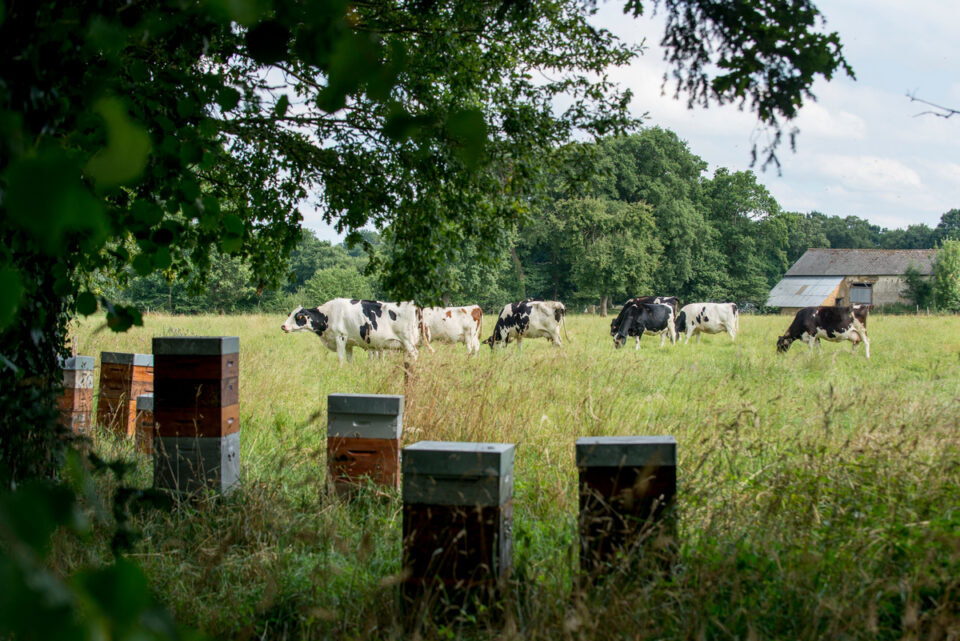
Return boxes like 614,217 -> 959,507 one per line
728,324 -> 736,341
659,332 -> 666,347
854,324 -> 870,359
345,346 -> 354,363
552,330 -> 562,347
335,335 -> 348,365
696,331 -> 701,344
403,340 -> 418,362
516,336 -> 523,353
668,319 -> 676,344
683,328 -> 692,345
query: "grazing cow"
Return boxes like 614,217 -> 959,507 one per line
776,305 -> 870,358
421,305 -> 484,355
484,299 -> 566,351
610,297 -> 680,348
610,302 -> 677,349
676,302 -> 739,343
281,298 -> 420,364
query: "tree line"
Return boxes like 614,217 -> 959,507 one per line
114,129 -> 960,316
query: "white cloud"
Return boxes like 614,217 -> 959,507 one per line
812,155 -> 922,192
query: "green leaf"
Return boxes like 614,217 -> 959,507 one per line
131,254 -> 154,277
274,94 -> 290,118
106,305 -> 143,332
446,109 -> 487,168
84,97 -> 153,187
221,236 -> 243,253
152,246 -> 172,269
0,481 -> 79,558
75,292 -> 98,316
222,213 -> 244,235
245,20 -> 290,64
131,199 -> 163,226
216,86 -> 241,112
0,267 -> 24,330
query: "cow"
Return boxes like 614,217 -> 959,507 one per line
610,301 -> 677,349
281,298 -> 420,364
421,305 -> 484,355
610,296 -> 680,349
676,302 -> 739,343
484,299 -> 566,351
776,305 -> 870,358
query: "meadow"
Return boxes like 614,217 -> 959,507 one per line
58,312 -> 960,640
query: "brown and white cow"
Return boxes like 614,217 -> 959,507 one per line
421,305 -> 483,355
281,298 -> 420,364
777,305 -> 870,358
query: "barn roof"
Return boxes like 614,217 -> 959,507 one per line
784,248 -> 937,277
766,276 -> 843,308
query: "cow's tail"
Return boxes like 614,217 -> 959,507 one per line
561,305 -> 570,343
732,303 -> 740,334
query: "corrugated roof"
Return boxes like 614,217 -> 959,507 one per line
766,276 -> 843,308
785,249 -> 936,276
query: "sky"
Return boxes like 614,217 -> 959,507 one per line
305,0 -> 959,241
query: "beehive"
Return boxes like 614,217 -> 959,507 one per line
401,441 -> 515,605
135,393 -> 155,454
96,352 -> 153,437
59,356 -> 95,433
576,436 -> 677,576
327,393 -> 403,493
152,336 -> 240,494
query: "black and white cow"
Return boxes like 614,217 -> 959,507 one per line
281,298 -> 420,364
610,297 -> 679,348
484,299 -> 566,351
776,305 -> 870,358
676,302 -> 739,343
610,301 -> 677,349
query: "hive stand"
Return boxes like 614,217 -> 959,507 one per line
327,393 -> 403,495
152,336 -> 240,494
97,352 -> 153,437
60,356 -> 95,433
576,436 -> 677,579
401,441 -> 515,615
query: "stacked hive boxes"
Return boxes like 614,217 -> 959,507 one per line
152,337 -> 240,493
327,393 -> 403,494
401,441 -> 515,605
576,436 -> 677,575
135,393 -> 155,454
97,352 -> 153,436
60,356 -> 95,433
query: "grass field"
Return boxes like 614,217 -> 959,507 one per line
59,312 -> 960,640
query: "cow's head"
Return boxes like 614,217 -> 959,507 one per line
281,306 -> 328,336
776,334 -> 794,353
611,305 -> 637,349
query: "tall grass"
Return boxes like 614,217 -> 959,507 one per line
56,312 -> 960,639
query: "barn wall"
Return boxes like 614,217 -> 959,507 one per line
836,276 -> 908,306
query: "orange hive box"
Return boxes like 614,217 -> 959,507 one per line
96,352 -> 153,437
327,394 -> 403,494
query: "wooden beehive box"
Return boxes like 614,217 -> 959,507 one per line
327,393 -> 403,493
135,393 -> 154,454
152,336 -> 240,494
96,352 -> 153,437
576,436 -> 677,576
401,441 -> 515,604
60,356 -> 95,433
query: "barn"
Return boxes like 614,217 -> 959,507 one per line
766,248 -> 937,314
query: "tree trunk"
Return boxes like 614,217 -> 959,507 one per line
510,246 -> 526,299
600,296 -> 608,317
168,282 -> 173,312
442,292 -> 450,307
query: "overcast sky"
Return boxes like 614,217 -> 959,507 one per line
305,0 -> 958,240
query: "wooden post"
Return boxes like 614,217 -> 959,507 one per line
577,436 -> 677,578
152,337 -> 240,494
327,394 -> 403,495
96,352 -> 153,437
60,356 -> 95,434
401,441 -> 515,611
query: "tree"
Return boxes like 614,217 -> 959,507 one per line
935,209 -> 960,243
932,240 -> 960,312
903,264 -> 935,310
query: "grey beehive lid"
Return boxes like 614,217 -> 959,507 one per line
402,441 -> 515,506
101,352 -> 153,366
136,393 -> 154,411
152,336 -> 239,356
576,436 -> 676,468
328,394 -> 404,416
63,356 -> 95,370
